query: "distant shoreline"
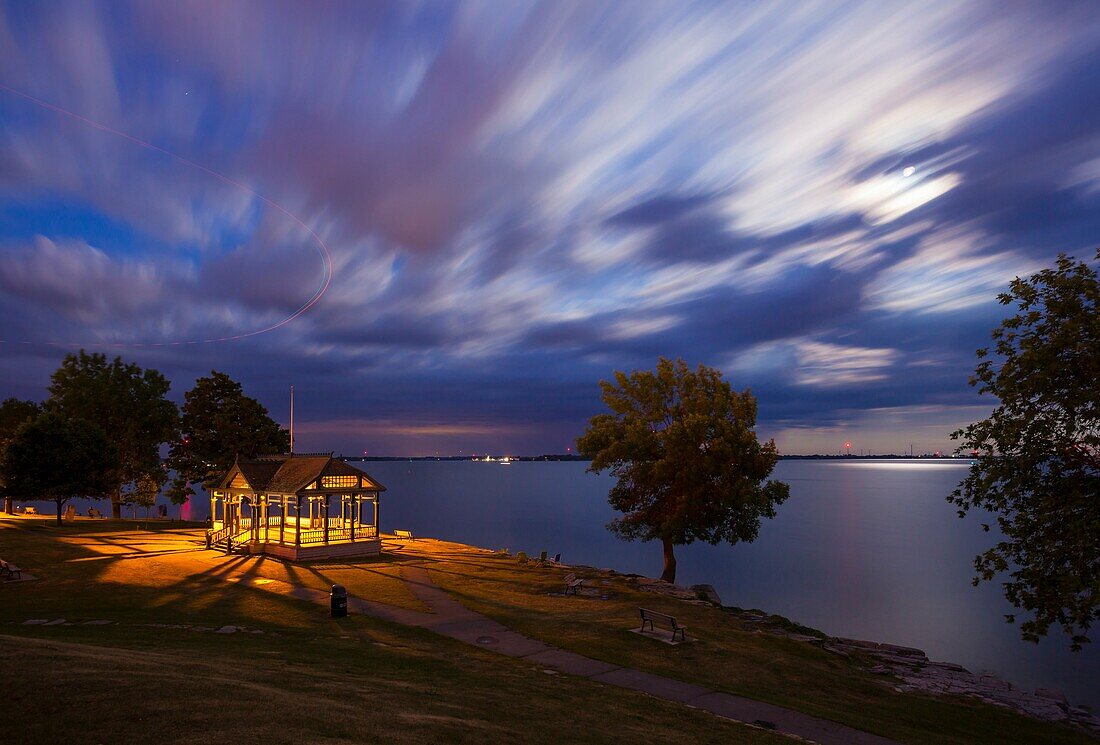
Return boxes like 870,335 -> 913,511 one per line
339,454 -> 973,462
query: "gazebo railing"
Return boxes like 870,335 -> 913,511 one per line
207,524 -> 232,546
298,529 -> 325,544
296,525 -> 379,545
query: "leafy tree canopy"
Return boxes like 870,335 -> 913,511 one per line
0,398 -> 41,447
577,357 -> 789,583
46,351 -> 179,518
168,371 -> 289,501
950,250 -> 1100,650
0,411 -> 118,526
123,471 -> 166,517
0,398 -> 42,512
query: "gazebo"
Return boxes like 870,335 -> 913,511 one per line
206,453 -> 386,560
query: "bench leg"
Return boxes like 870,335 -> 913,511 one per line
674,628 -> 685,642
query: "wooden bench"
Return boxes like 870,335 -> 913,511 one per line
394,529 -> 415,541
639,608 -> 686,642
24,506 -> 37,515
563,572 -> 585,595
0,559 -> 22,581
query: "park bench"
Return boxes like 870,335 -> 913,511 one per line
1,559 -> 22,581
639,608 -> 687,642
563,572 -> 585,595
394,529 -> 415,541
24,506 -> 37,515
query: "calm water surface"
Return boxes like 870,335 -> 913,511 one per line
62,458 -> 1100,707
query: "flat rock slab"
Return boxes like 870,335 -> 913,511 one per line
591,667 -> 711,703
630,628 -> 695,645
3,573 -> 37,583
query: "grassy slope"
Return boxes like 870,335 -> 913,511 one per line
421,545 -> 1095,745
0,517 -> 781,745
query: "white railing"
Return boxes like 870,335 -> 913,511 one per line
296,525 -> 378,544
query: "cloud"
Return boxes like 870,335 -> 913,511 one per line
0,235 -> 184,325
1,1 -> 1099,453
793,341 -> 898,387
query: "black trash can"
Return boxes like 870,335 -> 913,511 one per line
330,584 -> 348,618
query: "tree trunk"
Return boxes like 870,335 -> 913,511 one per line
660,538 -> 677,584
112,487 -> 122,519
3,497 -> 12,515
55,498 -> 64,527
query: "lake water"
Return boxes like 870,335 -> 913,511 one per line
46,458 -> 1100,708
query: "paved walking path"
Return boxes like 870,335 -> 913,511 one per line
220,553 -> 899,745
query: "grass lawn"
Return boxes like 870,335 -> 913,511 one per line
0,516 -> 784,744
418,542 -> 1095,745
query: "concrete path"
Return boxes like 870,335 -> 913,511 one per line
221,559 -> 899,745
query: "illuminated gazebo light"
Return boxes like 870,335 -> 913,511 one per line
207,452 -> 386,560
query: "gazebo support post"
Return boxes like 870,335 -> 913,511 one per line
279,495 -> 285,545
295,495 -> 302,547
350,495 -> 356,541
323,495 -> 330,544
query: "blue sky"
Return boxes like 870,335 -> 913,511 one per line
1,1 -> 1099,455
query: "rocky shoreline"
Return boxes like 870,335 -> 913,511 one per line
586,569 -> 1100,738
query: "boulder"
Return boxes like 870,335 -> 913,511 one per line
690,584 -> 723,605
1034,688 -> 1069,705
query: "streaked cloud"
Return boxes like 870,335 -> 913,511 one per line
794,341 -> 899,387
1,1 -> 1098,453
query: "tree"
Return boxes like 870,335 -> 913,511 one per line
123,471 -> 166,518
950,250 -> 1100,650
46,351 -> 179,518
577,357 -> 790,584
167,371 -> 289,509
0,412 -> 118,526
0,398 -> 41,514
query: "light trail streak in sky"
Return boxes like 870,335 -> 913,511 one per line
0,81 -> 333,349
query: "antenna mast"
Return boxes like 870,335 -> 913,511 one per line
290,385 -> 295,454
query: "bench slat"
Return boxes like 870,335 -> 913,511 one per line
639,608 -> 687,641
562,573 -> 584,594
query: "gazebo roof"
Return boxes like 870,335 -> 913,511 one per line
220,453 -> 386,494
